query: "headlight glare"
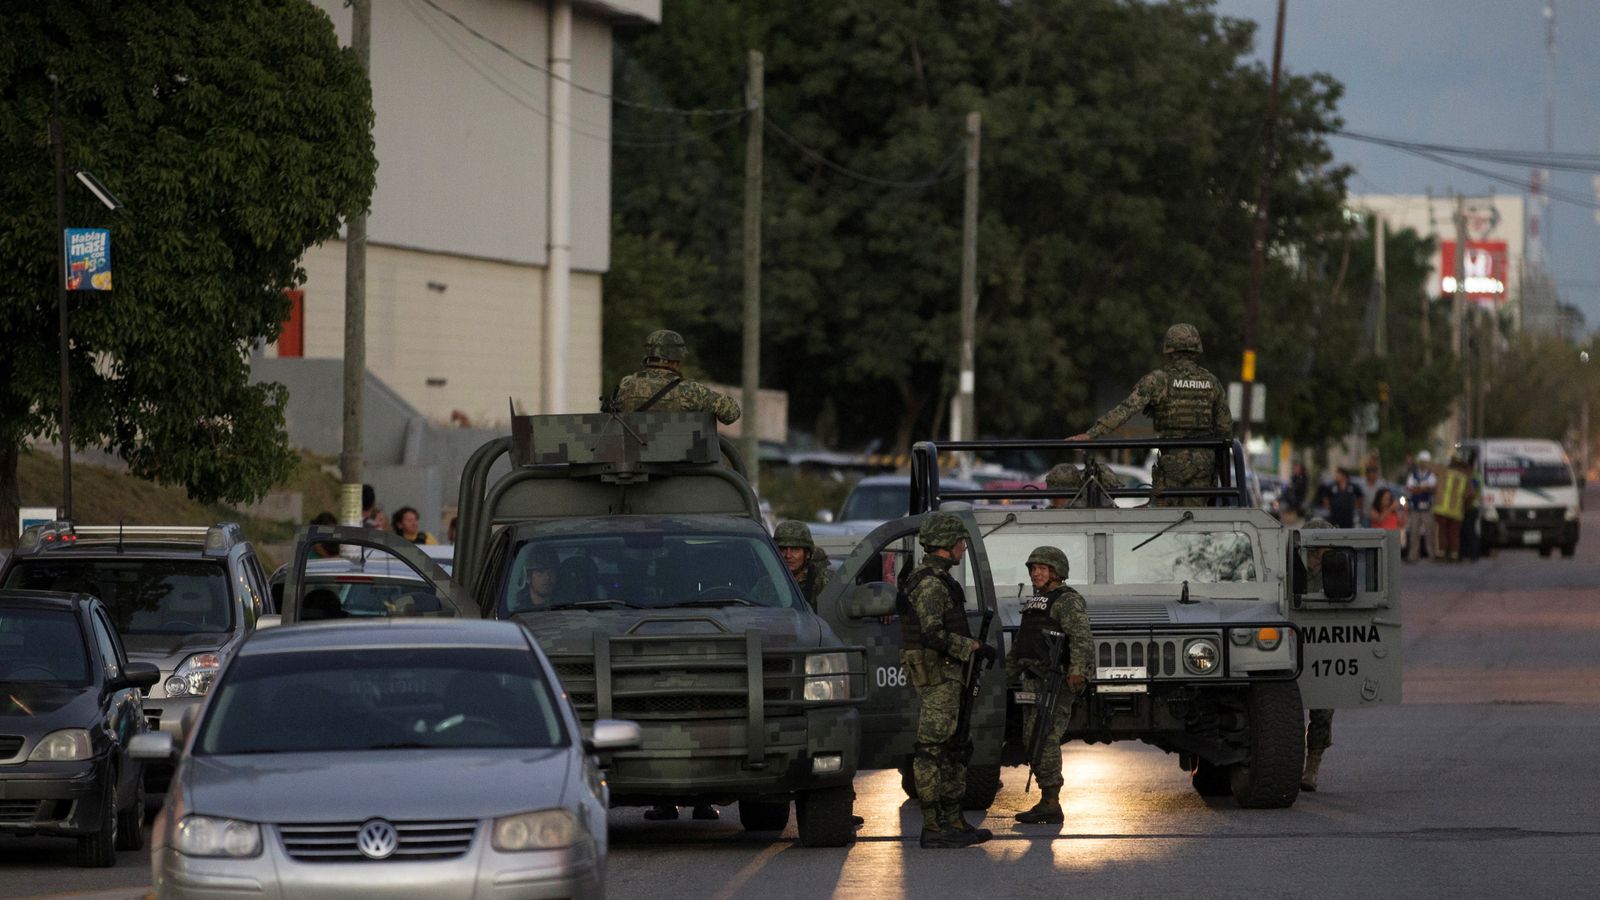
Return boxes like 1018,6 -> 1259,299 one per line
803,675 -> 850,701
492,809 -> 581,851
1184,639 -> 1219,674
29,728 -> 92,761
804,652 -> 849,675
1481,505 -> 1499,522
174,815 -> 261,858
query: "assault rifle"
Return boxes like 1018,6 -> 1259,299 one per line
1023,629 -> 1068,794
952,608 -> 996,763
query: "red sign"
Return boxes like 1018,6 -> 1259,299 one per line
1439,240 -> 1508,303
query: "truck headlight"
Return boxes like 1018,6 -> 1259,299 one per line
804,675 -> 850,701
29,728 -> 92,761
1566,506 -> 1581,521
492,809 -> 582,851
1184,639 -> 1219,674
165,652 -> 222,697
804,652 -> 849,675
175,815 -> 262,858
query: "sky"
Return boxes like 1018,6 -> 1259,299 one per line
1214,0 -> 1600,325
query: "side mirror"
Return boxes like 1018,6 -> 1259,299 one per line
585,719 -> 641,752
1320,548 -> 1357,601
255,614 -> 282,630
815,509 -> 835,524
120,662 -> 161,691
130,731 -> 177,762
844,582 -> 897,619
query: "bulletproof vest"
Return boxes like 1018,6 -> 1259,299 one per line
1151,358 -> 1220,437
799,559 -> 826,608
896,565 -> 970,651
1014,587 -> 1072,665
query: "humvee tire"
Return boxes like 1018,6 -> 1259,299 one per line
738,799 -> 791,832
796,786 -> 854,847
898,761 -> 1002,810
1539,545 -> 1553,558
1561,542 -> 1577,558
1191,759 -> 1233,797
1229,681 -> 1304,809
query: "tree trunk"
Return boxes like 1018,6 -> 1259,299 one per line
0,442 -> 19,546
892,381 -> 930,457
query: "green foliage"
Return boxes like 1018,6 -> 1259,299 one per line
1482,334 -> 1599,442
602,224 -> 717,390
0,0 -> 375,538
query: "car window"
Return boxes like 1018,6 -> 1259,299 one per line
840,484 -> 909,522
196,648 -> 565,754
89,613 -> 124,679
4,559 -> 234,635
1111,531 -> 1259,584
299,578 -> 445,620
0,608 -> 92,685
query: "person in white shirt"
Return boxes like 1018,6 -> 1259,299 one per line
1404,451 -> 1439,561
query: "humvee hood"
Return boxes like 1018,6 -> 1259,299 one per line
510,606 -> 828,653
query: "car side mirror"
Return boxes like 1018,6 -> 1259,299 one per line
815,509 -> 835,524
255,614 -> 282,630
119,662 -> 161,691
585,719 -> 641,752
1320,548 -> 1357,601
844,582 -> 897,619
130,731 -> 177,762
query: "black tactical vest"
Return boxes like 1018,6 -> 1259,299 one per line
1151,358 -> 1221,437
896,565 -> 971,650
1014,587 -> 1071,666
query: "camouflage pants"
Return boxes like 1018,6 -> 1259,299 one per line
1153,449 -> 1217,508
1307,708 -> 1334,753
912,678 -> 968,816
1020,678 -> 1076,790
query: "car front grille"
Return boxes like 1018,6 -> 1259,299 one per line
144,708 -> 163,731
1498,507 -> 1565,526
0,735 -> 23,761
278,819 -> 477,862
0,800 -> 42,823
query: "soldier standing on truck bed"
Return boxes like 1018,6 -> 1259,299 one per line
610,330 -> 742,424
1070,324 -> 1232,507
1007,546 -> 1094,825
775,521 -> 833,611
900,513 -> 998,848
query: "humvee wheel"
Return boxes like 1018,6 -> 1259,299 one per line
1229,681 -> 1303,809
1191,759 -> 1232,797
738,799 -> 791,832
1561,543 -> 1577,558
962,764 -> 1001,810
796,786 -> 854,847
1539,545 -> 1553,558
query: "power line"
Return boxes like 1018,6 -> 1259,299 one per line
1338,129 -> 1600,174
765,118 -> 965,189
416,0 -> 746,117
1337,131 -> 1600,212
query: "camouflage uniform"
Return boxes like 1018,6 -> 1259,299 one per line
774,521 -> 834,611
1007,547 -> 1092,823
1045,462 -> 1124,508
1084,324 -> 1231,507
612,329 -> 742,424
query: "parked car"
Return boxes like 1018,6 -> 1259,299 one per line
0,589 -> 160,866
1,521 -> 273,802
1459,437 -> 1582,557
135,618 -> 638,898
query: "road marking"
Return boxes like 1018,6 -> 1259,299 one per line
710,840 -> 788,900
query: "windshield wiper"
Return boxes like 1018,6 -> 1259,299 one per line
1131,510 -> 1195,551
982,513 -> 1018,539
557,599 -> 643,610
670,597 -> 753,608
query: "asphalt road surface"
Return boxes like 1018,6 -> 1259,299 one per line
8,500 -> 1600,899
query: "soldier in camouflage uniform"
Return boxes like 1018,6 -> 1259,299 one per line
1045,462 -> 1124,508
1007,546 -> 1093,824
612,330 -> 742,424
1299,517 -> 1334,792
1071,324 -> 1232,507
775,521 -> 834,611
900,513 -> 998,848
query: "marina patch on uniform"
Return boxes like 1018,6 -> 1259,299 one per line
1171,378 -> 1213,389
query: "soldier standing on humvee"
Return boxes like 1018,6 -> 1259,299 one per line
612,329 -> 742,424
1045,462 -> 1123,508
775,521 -> 833,611
901,513 -> 998,848
1070,324 -> 1232,507
1007,546 -> 1093,825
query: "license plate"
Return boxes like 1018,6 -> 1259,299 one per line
1095,666 -> 1148,694
1522,530 -> 1542,545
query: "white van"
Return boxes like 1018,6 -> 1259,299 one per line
1459,438 -> 1581,557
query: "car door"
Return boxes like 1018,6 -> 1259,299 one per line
1289,527 -> 1403,708
281,525 -> 477,623
88,608 -> 144,801
815,510 -> 1003,771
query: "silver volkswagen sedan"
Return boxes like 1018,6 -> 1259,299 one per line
133,618 -> 638,899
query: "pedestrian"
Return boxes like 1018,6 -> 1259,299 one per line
446,516 -> 458,545
900,512 -> 997,848
1370,488 -> 1405,535
361,484 -> 387,532
309,511 -> 340,559
610,329 -> 741,424
1461,459 -> 1484,562
774,521 -> 834,611
392,507 -> 438,545
1313,468 -> 1365,529
1404,452 -> 1438,561
1069,324 -> 1232,507
1285,462 -> 1310,521
1007,546 -> 1093,825
1433,454 -> 1474,562
1299,517 -> 1336,791
1357,460 -> 1389,526
1044,462 -> 1123,508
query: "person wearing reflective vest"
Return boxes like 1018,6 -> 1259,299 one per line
1433,455 -> 1474,562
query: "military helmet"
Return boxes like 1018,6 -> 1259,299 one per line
773,521 -> 815,550
918,512 -> 966,551
1025,545 -> 1070,580
1044,463 -> 1083,488
1304,517 -> 1334,530
1163,323 -> 1203,356
644,329 -> 687,362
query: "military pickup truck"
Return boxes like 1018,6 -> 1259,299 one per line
815,436 -> 1402,809
276,412 -> 866,846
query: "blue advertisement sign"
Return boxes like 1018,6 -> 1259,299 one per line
65,227 -> 112,291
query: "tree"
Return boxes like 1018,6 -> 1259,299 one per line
0,0 -> 376,541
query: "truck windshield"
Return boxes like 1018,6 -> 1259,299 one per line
502,532 -> 805,613
1112,531 -> 1258,584
4,559 -> 233,635
1484,457 -> 1573,489
963,532 -> 1091,589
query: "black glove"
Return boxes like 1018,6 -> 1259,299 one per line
974,642 -> 999,669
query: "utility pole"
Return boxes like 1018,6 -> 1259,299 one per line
49,76 -> 72,521
339,0 -> 371,528
740,50 -> 763,488
1239,0 -> 1286,441
953,111 -> 981,444
543,0 -> 573,415
1373,212 -> 1388,357
1452,193 -> 1468,442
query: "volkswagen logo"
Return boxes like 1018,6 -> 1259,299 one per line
357,819 -> 399,860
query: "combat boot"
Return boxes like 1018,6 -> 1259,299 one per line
918,804 -> 977,849
643,804 -> 678,821
947,802 -> 992,843
691,804 -> 720,820
1014,786 -> 1064,824
1301,751 -> 1323,792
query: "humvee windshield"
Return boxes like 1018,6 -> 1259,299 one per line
500,532 -> 805,614
964,532 -> 1091,589
1112,531 -> 1258,584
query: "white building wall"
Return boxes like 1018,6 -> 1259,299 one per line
1349,193 -> 1526,310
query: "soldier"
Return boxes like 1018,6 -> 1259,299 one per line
611,329 -> 741,424
1299,517 -> 1334,791
1007,546 -> 1093,825
775,521 -> 834,611
900,513 -> 998,848
1044,462 -> 1124,508
1070,324 -> 1232,507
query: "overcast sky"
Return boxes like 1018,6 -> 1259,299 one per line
1213,0 -> 1600,325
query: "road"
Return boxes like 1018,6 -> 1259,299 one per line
7,501 -> 1600,899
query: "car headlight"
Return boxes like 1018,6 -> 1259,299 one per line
165,652 -> 222,698
805,652 -> 849,675
1566,506 -> 1581,521
29,728 -> 92,761
1481,505 -> 1499,522
174,815 -> 262,858
1184,639 -> 1219,674
492,809 -> 582,852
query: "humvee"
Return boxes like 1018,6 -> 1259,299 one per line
816,436 -> 1402,809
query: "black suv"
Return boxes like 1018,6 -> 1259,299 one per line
0,590 -> 159,866
0,521 -> 275,799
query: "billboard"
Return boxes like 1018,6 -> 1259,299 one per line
1439,240 -> 1508,304
64,227 -> 112,291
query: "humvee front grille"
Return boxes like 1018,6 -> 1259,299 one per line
1097,638 -> 1182,676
